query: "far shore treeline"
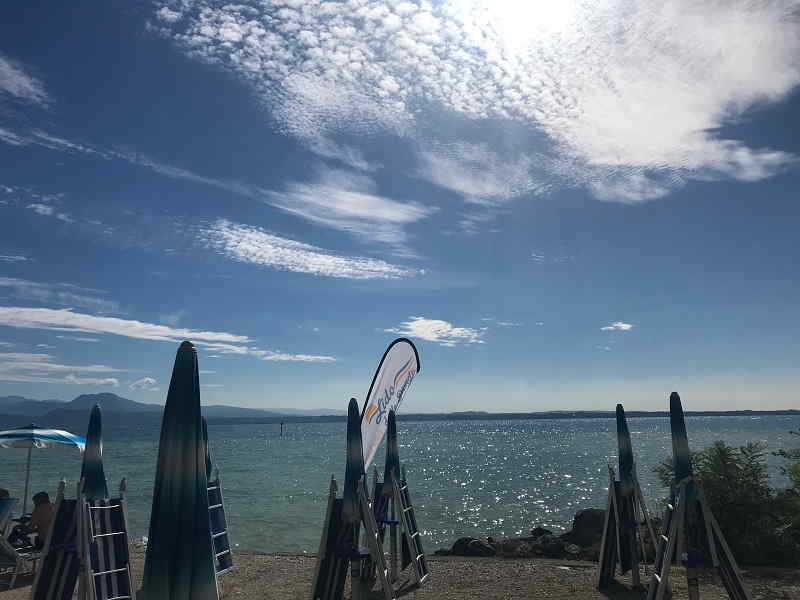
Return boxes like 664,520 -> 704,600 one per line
0,391 -> 797,429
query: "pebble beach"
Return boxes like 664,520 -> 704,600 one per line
3,549 -> 799,599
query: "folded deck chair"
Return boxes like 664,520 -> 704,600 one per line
1,497 -> 40,589
30,485 -> 79,599
78,478 -> 136,600
203,418 -> 233,576
311,478 -> 353,600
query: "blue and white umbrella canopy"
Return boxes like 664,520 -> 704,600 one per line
141,341 -> 218,600
0,423 -> 85,514
0,424 -> 86,451
80,404 -> 109,500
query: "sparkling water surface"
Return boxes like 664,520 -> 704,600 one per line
1,415 -> 795,553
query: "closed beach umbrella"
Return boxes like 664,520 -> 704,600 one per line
0,424 -> 85,514
80,404 -> 109,500
141,341 -> 217,600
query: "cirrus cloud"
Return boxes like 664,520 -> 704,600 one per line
200,219 -> 417,279
0,52 -> 50,107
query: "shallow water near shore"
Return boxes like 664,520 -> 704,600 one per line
1,415 -> 795,552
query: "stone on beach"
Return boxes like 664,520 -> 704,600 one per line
451,537 -> 496,557
530,526 -> 553,538
562,508 -> 606,546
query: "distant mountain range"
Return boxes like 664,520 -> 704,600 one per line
0,393 -> 346,425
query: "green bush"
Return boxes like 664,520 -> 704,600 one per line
774,428 -> 800,492
655,440 -> 800,566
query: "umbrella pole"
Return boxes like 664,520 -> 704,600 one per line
22,445 -> 32,514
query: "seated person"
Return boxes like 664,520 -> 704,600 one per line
28,491 -> 54,549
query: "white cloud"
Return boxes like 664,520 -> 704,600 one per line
0,351 -> 122,386
0,306 -> 251,345
531,250 -> 573,265
56,335 -> 101,343
153,0 -> 799,202
117,152 -> 429,251
0,306 -> 336,364
27,203 -> 54,216
601,321 -> 634,331
0,278 -> 120,314
496,321 -> 522,327
64,374 -> 119,386
250,350 -> 336,362
201,219 -> 416,279
418,143 -> 546,206
0,127 -> 28,146
28,130 -> 106,157
130,376 -> 159,391
26,201 -> 72,222
0,52 -> 50,107
385,316 -> 485,347
3,139 -> 426,251
0,127 -> 109,159
267,167 -> 433,250
0,254 -> 29,263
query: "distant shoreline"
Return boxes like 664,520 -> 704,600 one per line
2,408 -> 795,429
206,408 -> 799,425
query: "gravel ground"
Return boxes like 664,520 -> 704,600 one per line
2,551 -> 798,599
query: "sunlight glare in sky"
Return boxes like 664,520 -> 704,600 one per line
450,0 -> 581,50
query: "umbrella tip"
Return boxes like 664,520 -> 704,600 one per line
178,340 -> 195,352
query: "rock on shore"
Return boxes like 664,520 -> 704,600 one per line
446,507 -> 608,561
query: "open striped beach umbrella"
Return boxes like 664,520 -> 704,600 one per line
141,341 -> 217,600
80,404 -> 109,500
0,424 -> 85,513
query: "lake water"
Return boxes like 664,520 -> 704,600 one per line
1,415 -> 795,553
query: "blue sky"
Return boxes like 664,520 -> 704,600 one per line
0,0 -> 798,411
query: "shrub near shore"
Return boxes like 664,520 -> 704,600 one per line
655,439 -> 800,567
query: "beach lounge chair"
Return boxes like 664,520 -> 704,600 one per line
203,418 -> 233,576
30,482 -> 79,599
0,497 -> 16,539
597,404 -> 657,590
646,393 -> 752,600
207,471 -> 233,576
369,412 -> 428,593
312,399 -> 395,600
391,470 -> 428,591
77,478 -> 136,600
311,477 -> 351,600
1,497 -> 41,589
